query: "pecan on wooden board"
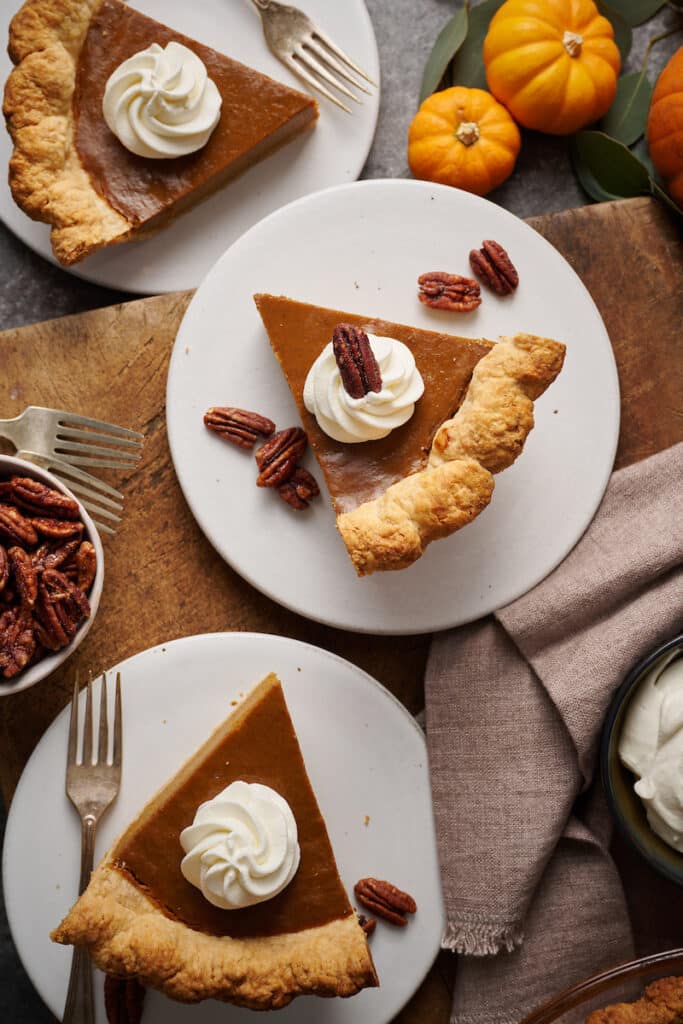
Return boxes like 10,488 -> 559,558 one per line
469,240 -> 519,296
332,324 -> 383,398
355,877 -> 417,926
255,427 -> 307,488
418,272 -> 481,312
104,975 -> 146,1024
204,407 -> 275,450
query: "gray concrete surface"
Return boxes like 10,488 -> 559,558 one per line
0,0 -> 679,1019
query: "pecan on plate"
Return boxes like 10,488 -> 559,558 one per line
0,545 -> 8,593
358,914 -> 377,937
11,476 -> 80,520
0,606 -> 36,679
204,407 -> 275,450
104,975 -> 146,1024
8,546 -> 38,608
0,503 -> 38,547
355,877 -> 417,926
278,467 -> 320,510
255,427 -> 307,488
469,240 -> 519,296
332,324 -> 383,399
75,541 -> 97,592
418,271 -> 481,312
31,517 -> 84,540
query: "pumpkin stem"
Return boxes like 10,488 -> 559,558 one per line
455,121 -> 480,147
562,30 -> 583,58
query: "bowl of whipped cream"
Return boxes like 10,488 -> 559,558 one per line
602,632 -> 683,886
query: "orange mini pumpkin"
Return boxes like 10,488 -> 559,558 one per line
483,0 -> 621,135
408,86 -> 521,196
647,47 -> 683,208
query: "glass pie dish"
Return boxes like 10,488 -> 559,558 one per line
520,949 -> 683,1023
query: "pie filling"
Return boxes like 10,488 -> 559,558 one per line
74,0 -> 317,226
112,678 -> 352,938
254,294 -> 494,513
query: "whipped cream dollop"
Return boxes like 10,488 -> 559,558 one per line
179,781 -> 300,909
303,333 -> 425,443
619,652 -> 683,853
102,41 -> 222,159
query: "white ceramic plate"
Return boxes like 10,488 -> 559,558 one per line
0,0 -> 379,293
2,632 -> 443,1023
166,178 -> 620,634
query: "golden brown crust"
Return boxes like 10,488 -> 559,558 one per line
4,0 -> 134,265
338,332 -> 565,576
52,859 -> 376,1009
586,976 -> 683,1024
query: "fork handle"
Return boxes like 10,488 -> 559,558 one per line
63,817 -> 97,1024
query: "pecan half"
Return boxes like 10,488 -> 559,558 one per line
0,607 -> 36,679
0,546 -> 8,593
358,914 -> 377,937
332,324 -> 382,398
75,541 -> 97,592
42,569 -> 91,619
204,407 -> 275,450
31,517 -> 84,540
0,503 -> 38,547
354,878 -> 417,926
104,975 -> 146,1024
469,240 -> 519,296
277,467 -> 320,510
8,546 -> 38,608
418,271 -> 481,312
255,428 -> 307,488
11,476 -> 80,520
32,538 -> 81,572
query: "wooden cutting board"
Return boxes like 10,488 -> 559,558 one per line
0,195 -> 681,1023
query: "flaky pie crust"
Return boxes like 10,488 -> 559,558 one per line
586,976 -> 683,1024
337,331 -> 566,576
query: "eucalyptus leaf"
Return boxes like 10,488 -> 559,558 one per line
450,0 -> 506,89
595,0 -> 632,63
571,130 -> 650,202
597,0 -> 666,26
651,180 -> 683,220
631,136 -> 655,177
419,6 -> 469,103
601,70 -> 652,145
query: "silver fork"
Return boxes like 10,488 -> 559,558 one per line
249,0 -> 376,113
63,672 -> 122,1024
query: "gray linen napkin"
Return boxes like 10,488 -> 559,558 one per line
425,442 -> 683,1023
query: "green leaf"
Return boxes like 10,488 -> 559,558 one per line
597,0 -> 666,26
571,130 -> 650,202
631,136 -> 655,177
595,0 -> 632,63
419,6 -> 469,103
601,70 -> 652,145
449,0 -> 506,89
651,180 -> 683,220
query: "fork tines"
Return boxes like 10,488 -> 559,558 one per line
68,672 -> 122,770
291,29 -> 376,113
55,411 -> 143,470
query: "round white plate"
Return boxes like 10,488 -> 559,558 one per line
166,178 -> 620,634
2,632 -> 443,1024
0,0 -> 379,293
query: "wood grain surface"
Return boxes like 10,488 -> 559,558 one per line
0,195 -> 681,1023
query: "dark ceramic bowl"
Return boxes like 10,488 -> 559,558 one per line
601,632 -> 683,887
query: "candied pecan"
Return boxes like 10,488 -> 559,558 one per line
277,467 -> 320,510
32,538 -> 81,572
418,271 -> 481,312
0,546 -> 8,593
8,547 -> 38,608
31,517 -> 84,540
0,607 -> 36,679
11,476 -> 80,520
204,407 -> 275,450
255,428 -> 307,488
0,503 -> 38,547
469,240 -> 519,296
34,587 -> 71,650
75,541 -> 97,591
42,569 -> 91,618
104,975 -> 146,1024
358,914 -> 377,937
354,878 -> 417,926
332,324 -> 383,398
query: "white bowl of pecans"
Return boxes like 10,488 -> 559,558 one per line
0,455 -> 104,697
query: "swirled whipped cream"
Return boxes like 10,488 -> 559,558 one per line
303,333 -> 425,443
102,41 -> 222,159
619,652 -> 683,853
179,781 -> 300,909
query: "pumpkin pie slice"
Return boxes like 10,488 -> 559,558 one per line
4,0 -> 318,265
254,293 -> 566,575
52,674 -> 377,1009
